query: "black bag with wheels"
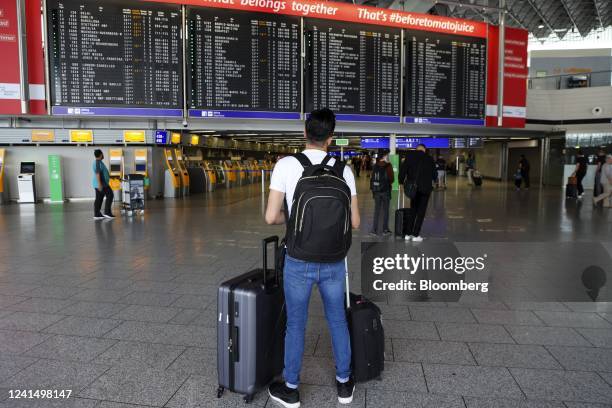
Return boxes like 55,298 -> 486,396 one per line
344,261 -> 385,382
566,183 -> 578,199
217,236 -> 286,403
286,153 -> 352,263
395,208 -> 411,237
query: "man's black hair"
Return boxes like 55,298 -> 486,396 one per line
416,143 -> 427,150
94,149 -> 103,158
306,108 -> 336,146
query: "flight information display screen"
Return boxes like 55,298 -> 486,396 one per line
451,137 -> 484,148
305,20 -> 401,122
187,7 -> 301,119
404,31 -> 486,125
47,0 -> 183,117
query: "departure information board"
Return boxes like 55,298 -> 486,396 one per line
47,0 -> 183,117
451,137 -> 484,148
405,31 -> 486,125
305,20 -> 401,122
187,7 -> 301,119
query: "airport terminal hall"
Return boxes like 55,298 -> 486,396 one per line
1,0 -> 612,407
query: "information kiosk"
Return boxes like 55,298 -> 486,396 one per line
163,148 -> 181,198
174,149 -> 190,196
0,149 -> 6,204
17,162 -> 37,203
134,149 -> 148,178
108,149 -> 124,193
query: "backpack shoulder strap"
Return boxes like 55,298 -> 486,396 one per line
321,155 -> 333,167
294,153 -> 312,169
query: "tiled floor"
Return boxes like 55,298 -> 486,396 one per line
0,176 -> 610,407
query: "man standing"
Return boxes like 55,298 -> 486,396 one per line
370,150 -> 394,236
353,155 -> 361,178
92,149 -> 114,220
399,144 -> 435,242
519,155 -> 530,189
265,108 -> 360,407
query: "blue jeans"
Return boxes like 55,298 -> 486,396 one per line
283,255 -> 351,387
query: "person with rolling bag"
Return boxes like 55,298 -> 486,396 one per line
217,236 -> 287,403
264,108 -> 361,407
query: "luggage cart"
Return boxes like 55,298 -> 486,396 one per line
121,174 -> 145,216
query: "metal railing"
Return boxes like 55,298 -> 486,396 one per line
528,70 -> 612,90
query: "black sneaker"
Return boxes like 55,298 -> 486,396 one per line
337,377 -> 355,404
268,381 -> 300,408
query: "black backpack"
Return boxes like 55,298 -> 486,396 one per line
370,164 -> 390,193
285,153 -> 352,263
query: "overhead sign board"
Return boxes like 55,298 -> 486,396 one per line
31,130 -> 55,143
123,130 -> 146,143
69,129 -> 93,143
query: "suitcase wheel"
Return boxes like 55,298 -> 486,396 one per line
243,394 -> 253,404
216,386 -> 224,398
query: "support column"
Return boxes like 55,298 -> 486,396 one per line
390,134 -> 399,192
497,0 -> 505,127
16,0 -> 29,114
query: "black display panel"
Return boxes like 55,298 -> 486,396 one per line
47,0 -> 183,114
187,7 -> 301,119
450,137 -> 484,148
305,20 -> 401,121
404,31 -> 486,125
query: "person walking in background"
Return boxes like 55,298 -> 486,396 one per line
519,155 -> 530,189
369,150 -> 394,236
353,156 -> 361,178
573,149 -> 588,199
92,149 -> 114,220
399,144 -> 435,242
466,151 -> 476,185
593,154 -> 612,208
514,166 -> 523,191
594,148 -> 607,196
435,155 -> 446,189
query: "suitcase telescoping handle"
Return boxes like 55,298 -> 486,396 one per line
345,258 -> 350,309
262,236 -> 279,287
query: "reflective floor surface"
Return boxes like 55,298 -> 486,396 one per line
0,175 -> 610,407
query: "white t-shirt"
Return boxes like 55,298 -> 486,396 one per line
269,149 -> 357,216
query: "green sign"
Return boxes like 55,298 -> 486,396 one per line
335,138 -> 349,146
48,155 -> 64,202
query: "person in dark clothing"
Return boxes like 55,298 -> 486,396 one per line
435,156 -> 446,189
519,155 -> 530,189
399,144 -> 436,242
573,150 -> 588,198
353,156 -> 361,178
370,150 -> 394,236
92,149 -> 115,220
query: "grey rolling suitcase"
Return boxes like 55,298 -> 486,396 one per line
217,236 -> 286,403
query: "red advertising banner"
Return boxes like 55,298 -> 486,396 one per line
147,0 -> 487,38
486,26 -> 529,128
0,0 -> 22,115
26,0 -> 46,114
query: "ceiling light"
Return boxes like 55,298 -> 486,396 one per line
538,24 -> 544,28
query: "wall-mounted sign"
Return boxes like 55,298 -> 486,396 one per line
31,130 -> 55,142
123,130 -> 146,143
190,135 -> 199,146
48,155 -> 64,202
171,132 -> 181,144
69,129 -> 93,143
335,138 -> 350,146
155,130 -> 168,144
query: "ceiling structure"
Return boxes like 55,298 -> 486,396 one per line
349,0 -> 611,40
